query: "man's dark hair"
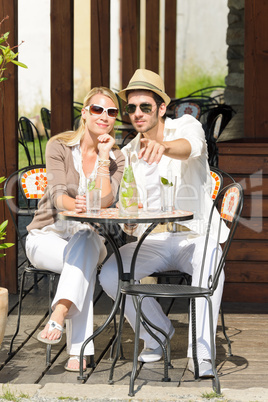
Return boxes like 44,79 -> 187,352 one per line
152,92 -> 167,119
152,92 -> 165,105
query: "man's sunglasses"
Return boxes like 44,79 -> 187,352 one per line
125,103 -> 156,115
84,104 -> 118,119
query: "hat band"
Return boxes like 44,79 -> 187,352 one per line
127,80 -> 164,93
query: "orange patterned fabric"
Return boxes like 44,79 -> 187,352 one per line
221,186 -> 240,222
210,171 -> 221,200
21,168 -> 47,199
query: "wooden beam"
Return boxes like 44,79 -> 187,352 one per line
50,0 -> 74,136
164,0 -> 176,98
244,0 -> 268,138
91,0 -> 110,87
0,0 -> 18,293
120,0 -> 139,89
145,0 -> 159,72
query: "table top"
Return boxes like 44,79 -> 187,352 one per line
58,208 -> 193,224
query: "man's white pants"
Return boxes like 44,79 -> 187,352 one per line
26,227 -> 104,356
100,231 -> 224,360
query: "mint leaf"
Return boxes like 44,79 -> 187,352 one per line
123,166 -> 135,183
161,176 -> 173,187
88,180 -> 95,191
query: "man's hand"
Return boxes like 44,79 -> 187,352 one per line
138,138 -> 166,164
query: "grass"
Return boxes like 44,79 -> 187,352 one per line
18,138 -> 47,169
176,67 -> 226,98
201,390 -> 224,400
0,385 -> 29,401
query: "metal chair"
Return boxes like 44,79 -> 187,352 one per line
204,105 -> 236,167
73,101 -> 83,129
110,182 -> 243,396
150,167 -> 234,355
18,116 -> 46,165
40,107 -> 51,140
187,85 -> 226,104
4,165 -> 59,366
174,100 -> 201,120
167,95 -> 219,121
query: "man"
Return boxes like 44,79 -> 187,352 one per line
100,69 -> 228,378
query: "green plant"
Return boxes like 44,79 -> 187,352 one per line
0,15 -> 27,83
0,16 -> 27,261
0,177 -> 14,257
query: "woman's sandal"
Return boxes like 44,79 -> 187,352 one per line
37,319 -> 64,345
64,355 -> 87,372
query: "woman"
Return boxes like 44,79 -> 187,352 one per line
26,87 -> 125,371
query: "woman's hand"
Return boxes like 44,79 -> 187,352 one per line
75,194 -> 86,213
97,133 -> 115,158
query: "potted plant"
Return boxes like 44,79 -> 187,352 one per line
0,15 -> 27,348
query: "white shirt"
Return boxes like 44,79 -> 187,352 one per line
121,115 -> 229,243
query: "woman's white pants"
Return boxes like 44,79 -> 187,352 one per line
100,232 -> 224,361
26,226 -> 105,356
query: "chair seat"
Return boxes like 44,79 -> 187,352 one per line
24,264 -> 57,276
18,208 -> 36,216
121,283 -> 211,298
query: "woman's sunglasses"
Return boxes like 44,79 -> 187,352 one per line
125,103 -> 155,114
84,104 -> 118,119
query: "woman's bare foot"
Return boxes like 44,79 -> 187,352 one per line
40,299 -> 72,341
65,355 -> 87,372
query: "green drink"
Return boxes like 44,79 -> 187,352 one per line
119,150 -> 139,216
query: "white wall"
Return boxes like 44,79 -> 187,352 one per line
176,0 -> 228,77
18,0 -> 50,114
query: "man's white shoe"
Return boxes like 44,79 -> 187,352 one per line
138,325 -> 175,363
138,344 -> 163,363
188,358 -> 214,378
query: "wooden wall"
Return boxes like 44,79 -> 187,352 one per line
219,141 -> 268,303
244,0 -> 268,138
0,0 -> 18,293
50,0 -> 74,136
218,0 -> 268,304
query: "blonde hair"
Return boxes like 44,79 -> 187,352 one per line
49,87 -> 119,147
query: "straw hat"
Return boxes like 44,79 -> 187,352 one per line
118,69 -> 171,106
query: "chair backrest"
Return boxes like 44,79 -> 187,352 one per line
174,101 -> 201,119
18,116 -> 45,165
211,166 -> 235,186
167,95 -> 219,121
20,165 -> 47,201
40,107 -> 51,140
4,165 -> 47,258
199,182 -> 243,291
73,101 -> 83,129
210,168 -> 223,200
204,105 -> 236,167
